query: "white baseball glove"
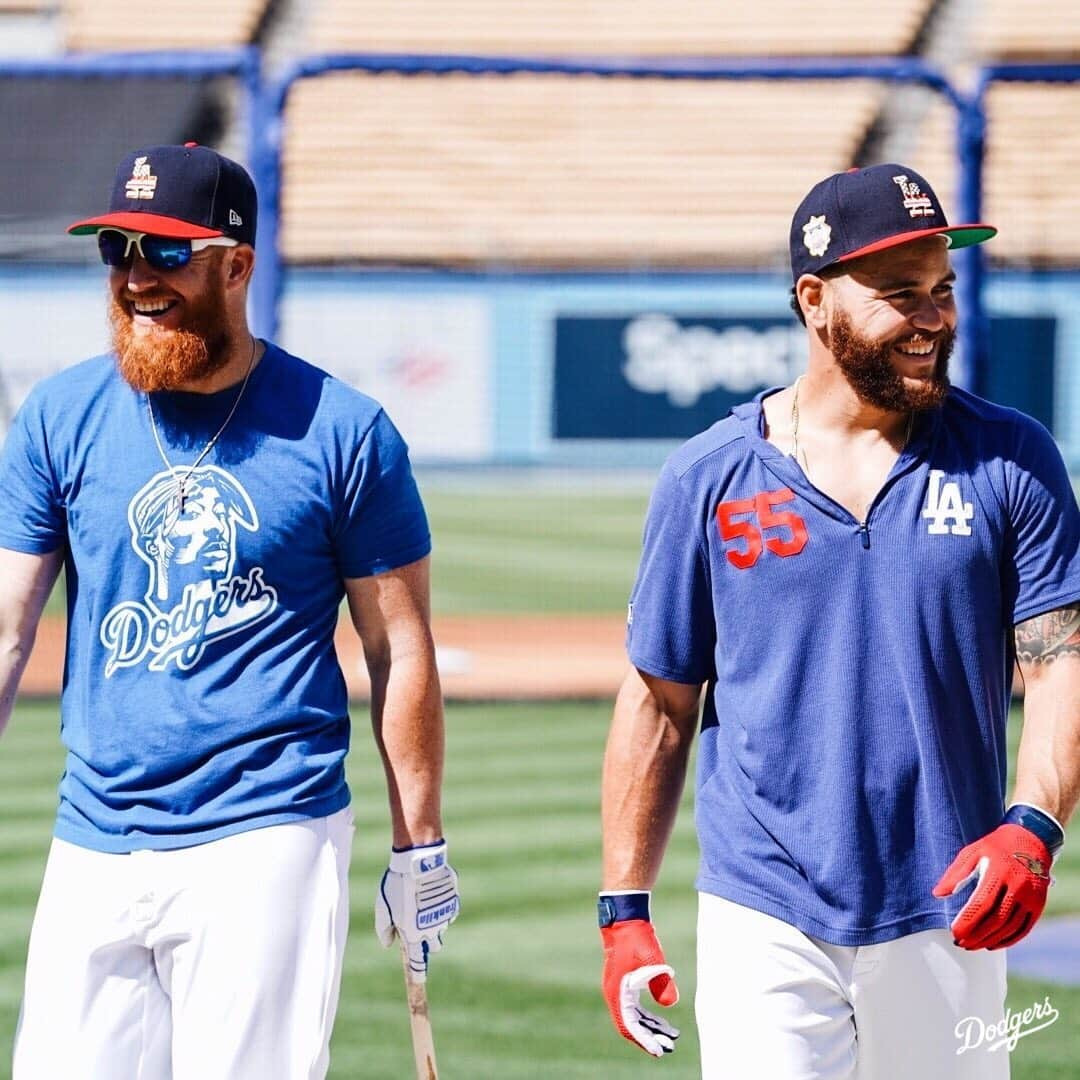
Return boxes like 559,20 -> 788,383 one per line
375,840 -> 460,981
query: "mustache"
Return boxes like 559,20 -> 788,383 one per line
121,293 -> 177,305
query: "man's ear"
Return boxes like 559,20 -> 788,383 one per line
795,274 -> 829,330
225,244 -> 256,289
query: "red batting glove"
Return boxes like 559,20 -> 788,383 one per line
600,917 -> 680,1057
933,824 -> 1052,950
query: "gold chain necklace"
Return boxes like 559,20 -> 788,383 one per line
147,336 -> 256,511
789,374 -> 913,477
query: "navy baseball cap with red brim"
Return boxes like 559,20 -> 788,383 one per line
68,143 -> 257,246
790,163 -> 995,282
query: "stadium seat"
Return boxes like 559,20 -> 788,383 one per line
308,0 -> 935,56
280,74 -> 879,265
975,0 -> 1080,60
61,0 -> 267,49
913,84 -> 1080,262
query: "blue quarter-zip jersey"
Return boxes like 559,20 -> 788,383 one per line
626,386 -> 1080,945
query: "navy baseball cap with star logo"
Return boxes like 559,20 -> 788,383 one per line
789,163 -> 995,283
67,143 -> 257,246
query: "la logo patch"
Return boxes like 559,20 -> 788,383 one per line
921,470 -> 973,535
803,215 -> 831,257
892,174 -> 934,219
125,156 -> 158,201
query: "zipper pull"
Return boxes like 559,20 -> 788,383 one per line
858,522 -> 870,549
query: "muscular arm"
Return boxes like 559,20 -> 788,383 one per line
602,667 -> 702,889
0,548 -> 63,735
1011,602 -> 1080,826
345,556 -> 444,849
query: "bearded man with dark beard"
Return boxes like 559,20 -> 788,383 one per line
600,164 -> 1080,1080
0,144 -> 459,1079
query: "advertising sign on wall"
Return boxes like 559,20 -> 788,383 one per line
553,310 -> 1061,443
554,313 -> 807,439
280,283 -> 494,462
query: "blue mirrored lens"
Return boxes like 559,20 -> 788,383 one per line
97,230 -> 130,267
96,230 -> 193,270
141,236 -> 193,270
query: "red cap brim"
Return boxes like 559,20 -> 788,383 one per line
835,224 -> 997,263
67,212 -> 222,239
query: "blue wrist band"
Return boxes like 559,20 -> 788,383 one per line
598,892 -> 651,927
1004,804 -> 1065,857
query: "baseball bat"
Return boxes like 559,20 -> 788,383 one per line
401,944 -> 439,1080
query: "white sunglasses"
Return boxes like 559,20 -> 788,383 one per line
98,228 -> 238,271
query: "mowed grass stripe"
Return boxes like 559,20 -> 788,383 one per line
421,490 -> 649,543
424,487 -> 647,613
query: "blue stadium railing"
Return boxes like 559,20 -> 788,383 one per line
7,51 -> 1079,396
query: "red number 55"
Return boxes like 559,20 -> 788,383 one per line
716,488 -> 809,570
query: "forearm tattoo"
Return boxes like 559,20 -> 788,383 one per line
1015,604 -> 1080,667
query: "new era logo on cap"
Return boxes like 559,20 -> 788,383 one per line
67,143 -> 257,247
789,163 -> 996,282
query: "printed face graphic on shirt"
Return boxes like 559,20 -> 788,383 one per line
99,466 -> 278,676
159,481 -> 232,583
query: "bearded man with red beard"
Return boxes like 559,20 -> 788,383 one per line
599,164 -> 1080,1080
0,144 -> 459,1079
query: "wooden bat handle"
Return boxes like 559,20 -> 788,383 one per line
401,944 -> 439,1080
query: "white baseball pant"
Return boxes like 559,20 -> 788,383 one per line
696,892 -> 1009,1080
13,808 -> 354,1080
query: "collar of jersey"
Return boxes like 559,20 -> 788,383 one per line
728,386 -> 943,526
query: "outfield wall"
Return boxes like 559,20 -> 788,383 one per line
2,266 -> 1077,471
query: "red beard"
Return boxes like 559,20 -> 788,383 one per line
109,271 -> 232,392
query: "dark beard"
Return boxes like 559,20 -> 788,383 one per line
830,308 -> 953,412
109,272 -> 231,392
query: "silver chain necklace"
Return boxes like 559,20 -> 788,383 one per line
147,336 -> 257,511
790,374 -> 913,478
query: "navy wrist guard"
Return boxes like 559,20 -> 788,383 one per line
598,891 -> 651,927
1004,804 -> 1065,857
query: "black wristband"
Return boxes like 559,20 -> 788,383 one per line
598,891 -> 651,927
1004,804 -> 1065,857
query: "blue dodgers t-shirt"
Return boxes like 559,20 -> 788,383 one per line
0,343 -> 431,852
627,386 -> 1080,946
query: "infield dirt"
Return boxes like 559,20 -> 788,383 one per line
22,613 -> 629,701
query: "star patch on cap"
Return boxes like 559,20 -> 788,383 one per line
802,214 -> 831,258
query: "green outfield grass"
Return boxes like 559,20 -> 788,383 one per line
421,482 -> 649,614
0,700 -> 1076,1079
